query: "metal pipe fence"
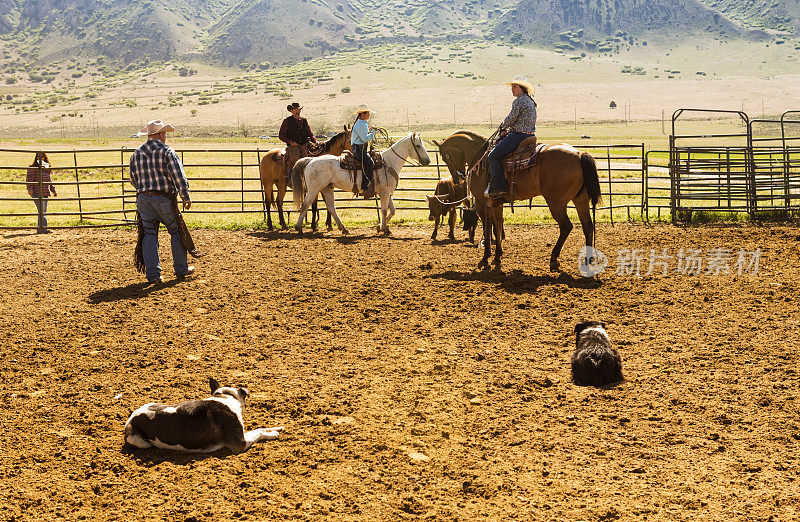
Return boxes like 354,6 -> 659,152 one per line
3,110 -> 797,232
0,142 -> 647,230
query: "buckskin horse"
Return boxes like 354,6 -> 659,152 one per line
258,126 -> 350,230
478,142 -> 601,272
292,132 -> 431,235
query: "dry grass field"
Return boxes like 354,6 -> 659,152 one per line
1,223 -> 799,520
1,40 -> 798,139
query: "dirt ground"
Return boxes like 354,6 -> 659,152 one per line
1,223 -> 799,521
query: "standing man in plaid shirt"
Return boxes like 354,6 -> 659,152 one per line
129,120 -> 194,284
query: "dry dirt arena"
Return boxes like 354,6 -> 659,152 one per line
1,223 -> 799,521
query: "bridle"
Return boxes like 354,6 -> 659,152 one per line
387,133 -> 426,166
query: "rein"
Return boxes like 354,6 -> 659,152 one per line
463,127 -> 501,207
429,194 -> 469,206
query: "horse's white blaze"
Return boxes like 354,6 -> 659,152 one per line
294,133 -> 429,233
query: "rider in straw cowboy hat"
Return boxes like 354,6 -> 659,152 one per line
485,75 -> 537,200
350,104 -> 377,199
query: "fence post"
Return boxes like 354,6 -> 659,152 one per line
726,149 -> 731,209
120,149 -> 128,222
606,146 -> 614,226
240,151 -> 245,212
256,149 -> 266,221
669,135 -> 677,224
73,152 -> 83,222
641,144 -> 647,221
746,121 -> 756,219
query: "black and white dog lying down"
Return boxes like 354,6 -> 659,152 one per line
571,321 -> 624,387
124,378 -> 283,453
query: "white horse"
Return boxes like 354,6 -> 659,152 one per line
292,132 -> 431,235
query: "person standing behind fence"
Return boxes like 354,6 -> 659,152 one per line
129,120 -> 194,285
26,152 -> 57,233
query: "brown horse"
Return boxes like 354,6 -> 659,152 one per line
479,144 -> 601,272
258,126 -> 350,230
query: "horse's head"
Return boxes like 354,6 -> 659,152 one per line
321,127 -> 351,154
410,132 -> 431,166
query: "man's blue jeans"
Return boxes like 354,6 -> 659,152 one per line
488,132 -> 534,193
137,193 -> 188,282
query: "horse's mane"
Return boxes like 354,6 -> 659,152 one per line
318,130 -> 347,153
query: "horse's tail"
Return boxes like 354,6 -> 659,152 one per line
292,158 -> 312,209
580,152 -> 602,209
580,151 -> 602,249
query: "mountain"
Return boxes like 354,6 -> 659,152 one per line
0,0 -> 797,67
490,0 -> 760,50
699,0 -> 800,33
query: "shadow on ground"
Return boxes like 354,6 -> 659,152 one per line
427,269 -> 603,292
87,280 -> 182,303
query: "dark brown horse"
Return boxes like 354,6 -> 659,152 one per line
479,144 -> 601,272
258,126 -> 350,230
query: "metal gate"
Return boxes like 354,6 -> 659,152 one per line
669,109 -> 800,221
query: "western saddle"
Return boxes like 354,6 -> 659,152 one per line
339,150 -> 385,195
502,137 -> 546,201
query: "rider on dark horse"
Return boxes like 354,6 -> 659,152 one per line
279,102 -> 318,181
485,76 -> 537,201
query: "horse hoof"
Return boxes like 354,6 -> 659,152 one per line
341,228 -> 349,235
550,262 -> 560,272
477,259 -> 489,270
326,227 -> 333,232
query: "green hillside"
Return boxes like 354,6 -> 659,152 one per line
0,0 -> 796,69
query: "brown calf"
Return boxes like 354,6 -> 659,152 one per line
426,176 -> 468,241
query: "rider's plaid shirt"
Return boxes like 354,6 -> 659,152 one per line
129,138 -> 190,200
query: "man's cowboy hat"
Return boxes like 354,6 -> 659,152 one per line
138,120 -> 175,137
504,75 -> 535,95
353,104 -> 375,115
287,102 -> 302,112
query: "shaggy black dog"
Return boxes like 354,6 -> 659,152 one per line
571,321 -> 624,387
